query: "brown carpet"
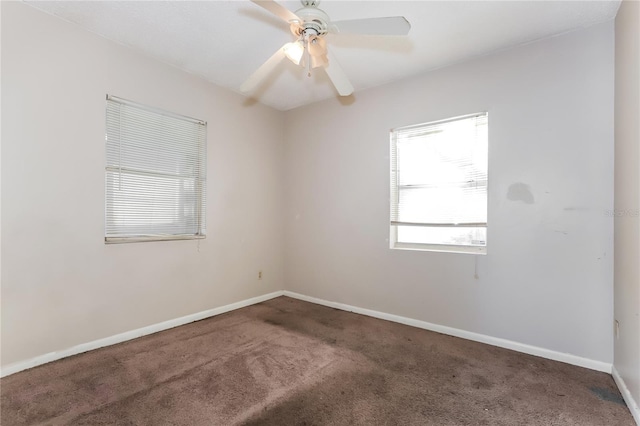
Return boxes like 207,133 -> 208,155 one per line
1,296 -> 634,425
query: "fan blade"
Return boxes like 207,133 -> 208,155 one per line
331,17 -> 411,36
250,0 -> 302,25
324,51 -> 354,96
240,44 -> 288,93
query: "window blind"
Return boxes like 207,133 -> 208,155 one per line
105,95 -> 207,243
390,113 -> 488,248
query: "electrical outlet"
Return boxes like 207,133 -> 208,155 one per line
258,271 -> 262,280
615,320 -> 620,339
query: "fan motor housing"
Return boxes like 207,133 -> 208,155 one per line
291,6 -> 330,36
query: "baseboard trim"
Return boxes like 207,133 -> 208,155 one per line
0,290 -> 285,378
1,290 -> 615,380
283,291 -> 612,374
613,366 -> 640,425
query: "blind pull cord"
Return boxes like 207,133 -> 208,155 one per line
118,104 -> 122,191
474,256 -> 479,280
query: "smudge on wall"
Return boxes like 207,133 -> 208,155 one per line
507,183 -> 535,204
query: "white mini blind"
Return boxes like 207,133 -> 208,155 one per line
390,113 -> 488,249
105,95 -> 206,243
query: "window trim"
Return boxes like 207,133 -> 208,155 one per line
389,112 -> 488,254
104,95 -> 207,244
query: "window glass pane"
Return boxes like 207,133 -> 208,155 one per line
105,96 -> 206,242
106,171 -> 201,236
106,105 -> 203,175
397,185 -> 487,224
390,113 -> 488,251
397,225 -> 486,247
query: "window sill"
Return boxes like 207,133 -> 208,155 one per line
105,235 -> 205,244
391,242 -> 486,255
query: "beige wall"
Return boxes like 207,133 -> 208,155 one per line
614,0 -> 640,416
283,22 -> 615,364
1,2 -> 285,366
0,1 -> 621,376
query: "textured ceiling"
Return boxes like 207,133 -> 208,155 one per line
26,1 -> 621,111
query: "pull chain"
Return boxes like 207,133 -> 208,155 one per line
306,36 -> 311,77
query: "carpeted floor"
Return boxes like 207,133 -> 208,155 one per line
1,296 -> 634,425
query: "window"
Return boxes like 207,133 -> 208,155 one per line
105,95 -> 206,243
390,113 -> 488,254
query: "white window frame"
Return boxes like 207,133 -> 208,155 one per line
104,94 -> 207,244
390,112 -> 488,254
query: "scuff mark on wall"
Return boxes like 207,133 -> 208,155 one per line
507,183 -> 534,204
564,207 -> 590,211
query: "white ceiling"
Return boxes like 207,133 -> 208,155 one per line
26,0 -> 621,111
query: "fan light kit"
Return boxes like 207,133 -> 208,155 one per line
241,0 -> 411,97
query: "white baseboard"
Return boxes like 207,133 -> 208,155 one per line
1,289 -> 615,381
0,290 -> 284,378
283,291 -> 612,374
3,289 -> 633,422
613,367 -> 640,425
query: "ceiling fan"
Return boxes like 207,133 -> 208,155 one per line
240,0 -> 411,97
